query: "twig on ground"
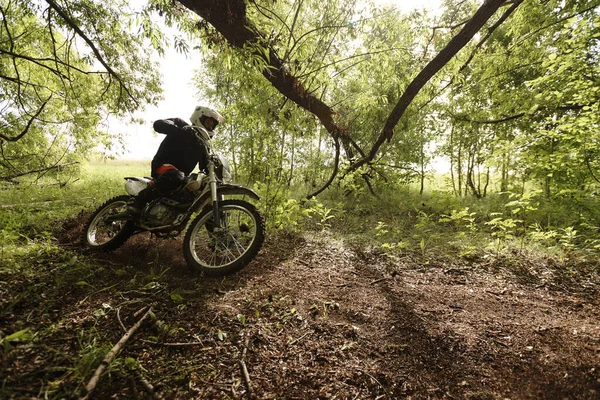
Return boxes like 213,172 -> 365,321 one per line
79,307 -> 152,400
492,339 -> 510,348
371,277 -> 391,285
239,336 -> 252,399
137,372 -> 158,398
141,339 -> 206,347
288,332 -> 310,346
365,371 -> 384,389
117,307 -> 127,333
133,306 -> 150,318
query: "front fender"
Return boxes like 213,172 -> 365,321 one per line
191,184 -> 260,212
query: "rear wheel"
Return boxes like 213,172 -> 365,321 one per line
82,195 -> 135,252
183,199 -> 265,276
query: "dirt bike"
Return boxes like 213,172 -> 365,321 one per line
82,126 -> 265,276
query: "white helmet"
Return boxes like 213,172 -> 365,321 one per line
190,106 -> 224,131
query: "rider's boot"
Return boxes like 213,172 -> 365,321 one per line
108,189 -> 154,221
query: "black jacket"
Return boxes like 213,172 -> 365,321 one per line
151,118 -> 209,177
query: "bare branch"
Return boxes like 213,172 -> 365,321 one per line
0,3 -> 24,109
0,97 -> 52,142
450,104 -> 588,124
0,161 -> 78,182
459,0 -> 524,73
507,3 -> 600,53
307,137 -> 340,199
0,49 -> 71,80
0,73 -> 45,88
451,111 -> 526,124
297,47 -> 411,79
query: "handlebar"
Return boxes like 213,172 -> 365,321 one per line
188,126 -> 214,154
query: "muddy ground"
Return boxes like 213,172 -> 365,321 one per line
1,218 -> 599,399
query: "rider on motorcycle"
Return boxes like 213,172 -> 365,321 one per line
125,105 -> 225,217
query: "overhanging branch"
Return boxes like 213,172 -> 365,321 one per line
177,0 -> 346,143
43,0 -> 138,107
0,97 -> 52,142
346,0 -> 514,174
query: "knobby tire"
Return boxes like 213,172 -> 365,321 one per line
183,199 -> 265,276
82,195 -> 135,252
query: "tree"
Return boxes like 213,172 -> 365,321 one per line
438,0 -> 600,197
0,0 -> 162,181
169,0 -> 515,196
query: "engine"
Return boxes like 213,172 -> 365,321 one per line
142,186 -> 198,228
142,201 -> 180,227
139,179 -> 200,228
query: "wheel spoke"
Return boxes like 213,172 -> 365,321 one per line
188,204 -> 258,269
229,234 -> 247,255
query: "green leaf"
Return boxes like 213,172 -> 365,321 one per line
4,328 -> 34,343
170,293 -> 184,303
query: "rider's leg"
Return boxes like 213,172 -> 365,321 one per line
126,165 -> 185,216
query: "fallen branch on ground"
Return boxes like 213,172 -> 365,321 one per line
137,372 -> 158,399
370,277 -> 392,285
140,339 -> 206,347
288,332 -> 310,346
79,307 -> 152,400
239,336 -> 252,399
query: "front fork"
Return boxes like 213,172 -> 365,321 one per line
208,162 -> 221,228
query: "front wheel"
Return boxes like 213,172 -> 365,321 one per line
82,195 -> 135,252
183,199 -> 265,276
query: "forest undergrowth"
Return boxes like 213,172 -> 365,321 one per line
1,164 -> 599,399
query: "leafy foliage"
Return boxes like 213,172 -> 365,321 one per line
0,0 -> 162,180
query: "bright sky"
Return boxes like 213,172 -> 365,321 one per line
117,0 -> 441,160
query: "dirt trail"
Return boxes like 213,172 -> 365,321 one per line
2,229 -> 599,399
210,233 -> 600,399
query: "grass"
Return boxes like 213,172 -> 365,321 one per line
0,160 -> 148,273
1,160 -> 147,225
293,179 -> 600,265
2,160 -> 600,278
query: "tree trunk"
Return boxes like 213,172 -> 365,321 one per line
457,136 -> 463,197
419,141 -> 425,195
484,166 -> 490,197
278,129 -> 286,183
500,152 -> 508,192
449,125 -> 458,196
466,153 -> 481,198
288,134 -> 295,187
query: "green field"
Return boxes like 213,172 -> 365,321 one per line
3,160 -> 600,273
0,161 -> 149,271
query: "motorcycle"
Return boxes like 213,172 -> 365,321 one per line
82,126 -> 265,276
